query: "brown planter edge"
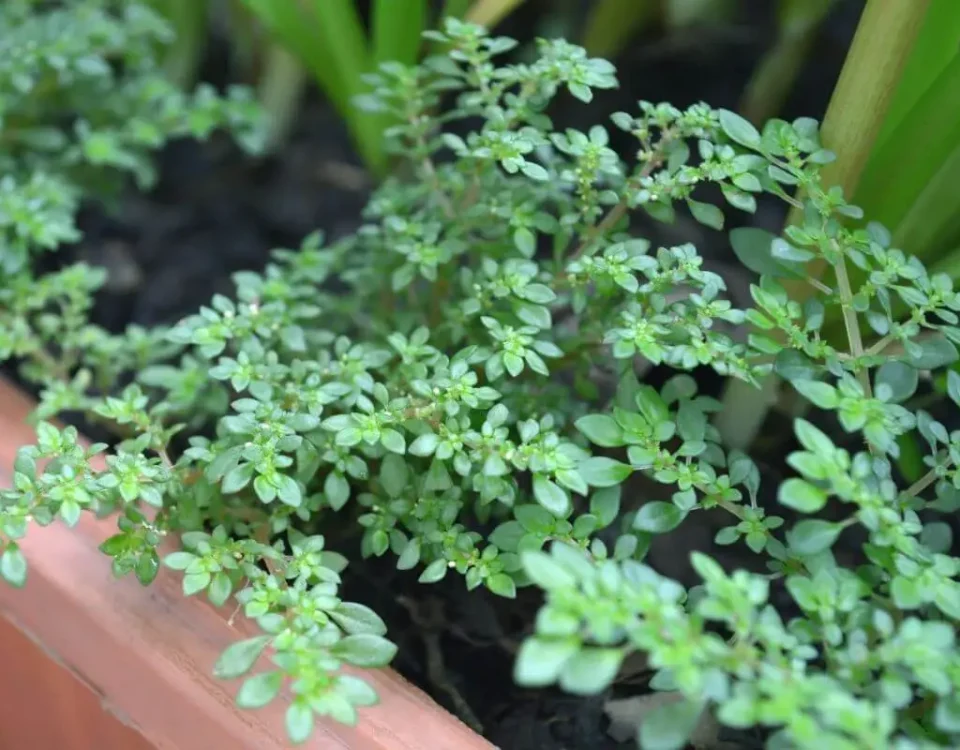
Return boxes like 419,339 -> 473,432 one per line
0,377 -> 494,750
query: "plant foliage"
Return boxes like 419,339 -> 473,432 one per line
3,12 -> 960,749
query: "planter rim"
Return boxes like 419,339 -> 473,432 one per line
0,376 -> 494,750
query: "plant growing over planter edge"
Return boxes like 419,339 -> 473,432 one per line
4,14 -> 960,749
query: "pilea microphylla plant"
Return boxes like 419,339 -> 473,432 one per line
2,13 -> 960,749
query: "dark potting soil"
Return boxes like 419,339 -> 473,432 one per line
6,2 -> 865,747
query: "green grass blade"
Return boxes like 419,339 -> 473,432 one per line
224,0 -> 260,78
239,0 -> 387,173
582,0 -> 658,58
372,0 -> 428,67
239,0 -> 345,112
305,0 -> 386,172
740,0 -> 834,123
781,0 -> 929,233
929,245 -> 960,281
876,0 -> 960,146
146,0 -> 209,88
257,41 -> 308,152
442,0 -> 472,20
854,53 -> 960,234
306,0 -> 371,97
893,138 -> 960,262
465,0 -> 525,28
665,0 -> 734,28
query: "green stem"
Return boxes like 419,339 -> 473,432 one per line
905,467 -> 942,498
833,251 -> 871,398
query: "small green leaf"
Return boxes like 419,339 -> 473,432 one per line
208,571 -> 233,606
521,161 -> 549,180
890,575 -> 922,609
183,571 -> 211,596
901,334 -> 958,370
633,502 -> 684,533
687,198 -> 724,230
163,551 -> 198,570
276,475 -> 302,507
408,432 -> 439,456
396,538 -> 421,570
324,471 -> 350,510
60,499 -> 81,527
793,379 -> 838,409
336,674 -> 378,707
419,559 -> 448,583
253,475 -> 276,504
778,478 -> 828,513
214,635 -> 272,680
516,508 -> 554,540
558,647 -> 623,695
533,475 -> 571,517
874,361 -> 918,403
285,702 -> 315,744
934,582 -> 960,620
380,453 -> 409,498
222,462 -> 254,493
676,402 -> 707,442
935,694 -> 960,733
638,697 -> 705,750
330,602 -> 388,635
719,108 -> 762,148
0,544 -> 27,587
514,636 -> 578,686
947,370 -> 960,407
486,573 -> 517,598
730,227 -> 801,277
774,349 -> 819,383
590,486 -> 621,527
788,519 -> 842,556
521,551 -> 577,589
331,634 -> 398,668
380,428 -> 406,454
237,671 -> 283,709
575,414 -> 625,447
135,549 -> 160,586
578,457 -> 632,487
920,521 -> 953,554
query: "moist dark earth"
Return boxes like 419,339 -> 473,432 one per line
7,2 -> 866,748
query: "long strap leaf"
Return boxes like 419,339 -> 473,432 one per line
372,0 -> 428,67
854,54 -> 960,234
239,0 -> 386,172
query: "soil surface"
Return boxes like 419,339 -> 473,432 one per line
7,2 -> 865,748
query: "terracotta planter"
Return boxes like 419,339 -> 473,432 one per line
0,377 -> 493,749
